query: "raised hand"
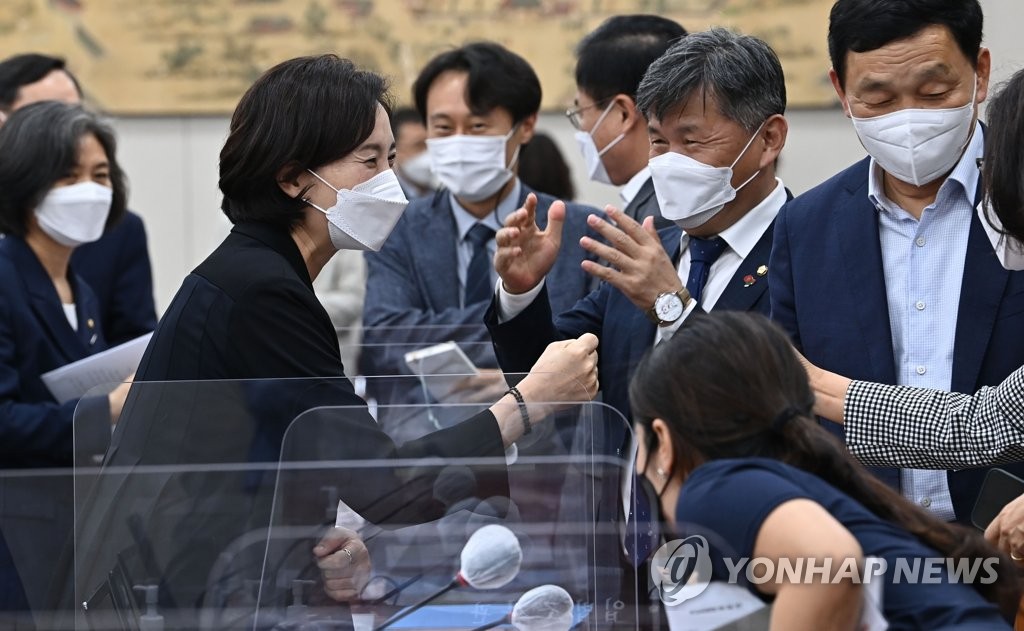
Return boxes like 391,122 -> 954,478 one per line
494,193 -> 565,294
579,206 -> 682,311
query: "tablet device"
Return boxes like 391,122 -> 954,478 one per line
971,468 -> 1024,530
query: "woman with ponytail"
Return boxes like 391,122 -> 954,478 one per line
630,312 -> 1019,630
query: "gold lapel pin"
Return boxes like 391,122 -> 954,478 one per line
756,265 -> 768,277
86,318 -> 95,329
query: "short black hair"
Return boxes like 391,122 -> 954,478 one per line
0,53 -> 83,111
518,133 -> 575,201
0,101 -> 126,237
390,106 -> 424,140
412,42 -> 541,125
637,28 -> 786,132
575,15 -> 687,103
828,0 -> 984,87
219,54 -> 391,229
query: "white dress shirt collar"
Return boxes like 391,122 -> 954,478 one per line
449,178 -> 523,241
683,178 -> 787,260
620,167 -> 651,205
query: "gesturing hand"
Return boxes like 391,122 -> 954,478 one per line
579,206 -> 682,311
494,193 -> 565,295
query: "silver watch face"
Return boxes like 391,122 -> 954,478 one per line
654,292 -> 684,323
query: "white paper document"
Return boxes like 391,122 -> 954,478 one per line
41,333 -> 152,403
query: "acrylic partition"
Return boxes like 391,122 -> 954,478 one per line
64,377 -> 641,631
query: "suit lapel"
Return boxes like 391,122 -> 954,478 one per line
712,220 -> 774,313
951,198 -> 1010,392
69,268 -> 104,352
416,192 -> 462,309
831,168 -> 897,384
624,178 -> 656,219
2,237 -> 87,364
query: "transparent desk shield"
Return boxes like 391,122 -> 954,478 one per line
69,377 -> 639,631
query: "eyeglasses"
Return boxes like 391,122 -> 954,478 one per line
565,98 -> 611,130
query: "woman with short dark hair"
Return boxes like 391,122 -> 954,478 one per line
630,312 -> 1018,629
0,100 -> 128,463
0,100 -> 131,612
98,55 -> 597,615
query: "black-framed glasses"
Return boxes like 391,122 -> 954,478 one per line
565,98 -> 612,130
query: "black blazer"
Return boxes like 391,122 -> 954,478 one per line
80,222 -> 509,614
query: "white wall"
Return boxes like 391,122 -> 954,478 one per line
109,0 -> 1024,313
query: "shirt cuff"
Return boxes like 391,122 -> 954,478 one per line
496,278 -> 545,323
654,297 -> 698,344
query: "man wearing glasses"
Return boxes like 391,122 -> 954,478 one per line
568,15 -> 687,229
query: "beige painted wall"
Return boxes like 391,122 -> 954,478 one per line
107,0 -> 1024,312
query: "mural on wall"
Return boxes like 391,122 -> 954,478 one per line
0,0 -> 837,115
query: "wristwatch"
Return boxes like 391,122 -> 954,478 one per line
646,287 -> 692,327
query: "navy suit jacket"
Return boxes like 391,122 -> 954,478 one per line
0,235 -> 110,467
770,157 -> 1024,521
361,183 -> 602,429
71,210 -> 157,345
0,235 -> 111,614
485,216 -> 777,425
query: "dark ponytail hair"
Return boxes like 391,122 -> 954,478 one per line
628,312 -> 1020,617
983,67 -> 1024,243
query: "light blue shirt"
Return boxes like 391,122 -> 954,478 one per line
449,179 -> 522,308
868,121 -> 984,522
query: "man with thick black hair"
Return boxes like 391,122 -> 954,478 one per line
570,15 -> 686,228
770,0 -> 1024,524
362,42 -> 600,439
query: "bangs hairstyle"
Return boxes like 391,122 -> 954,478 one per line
412,42 -> 541,125
0,101 -> 126,237
575,15 -> 687,103
219,54 -> 392,229
828,0 -> 983,87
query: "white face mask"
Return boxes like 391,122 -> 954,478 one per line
399,151 -> 437,190
305,168 -> 409,252
574,100 -> 625,185
35,181 -> 113,247
426,127 -> 519,202
850,79 -> 977,187
648,121 -> 765,230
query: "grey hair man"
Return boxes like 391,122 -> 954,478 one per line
489,27 -> 791,421
484,28 -> 792,625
